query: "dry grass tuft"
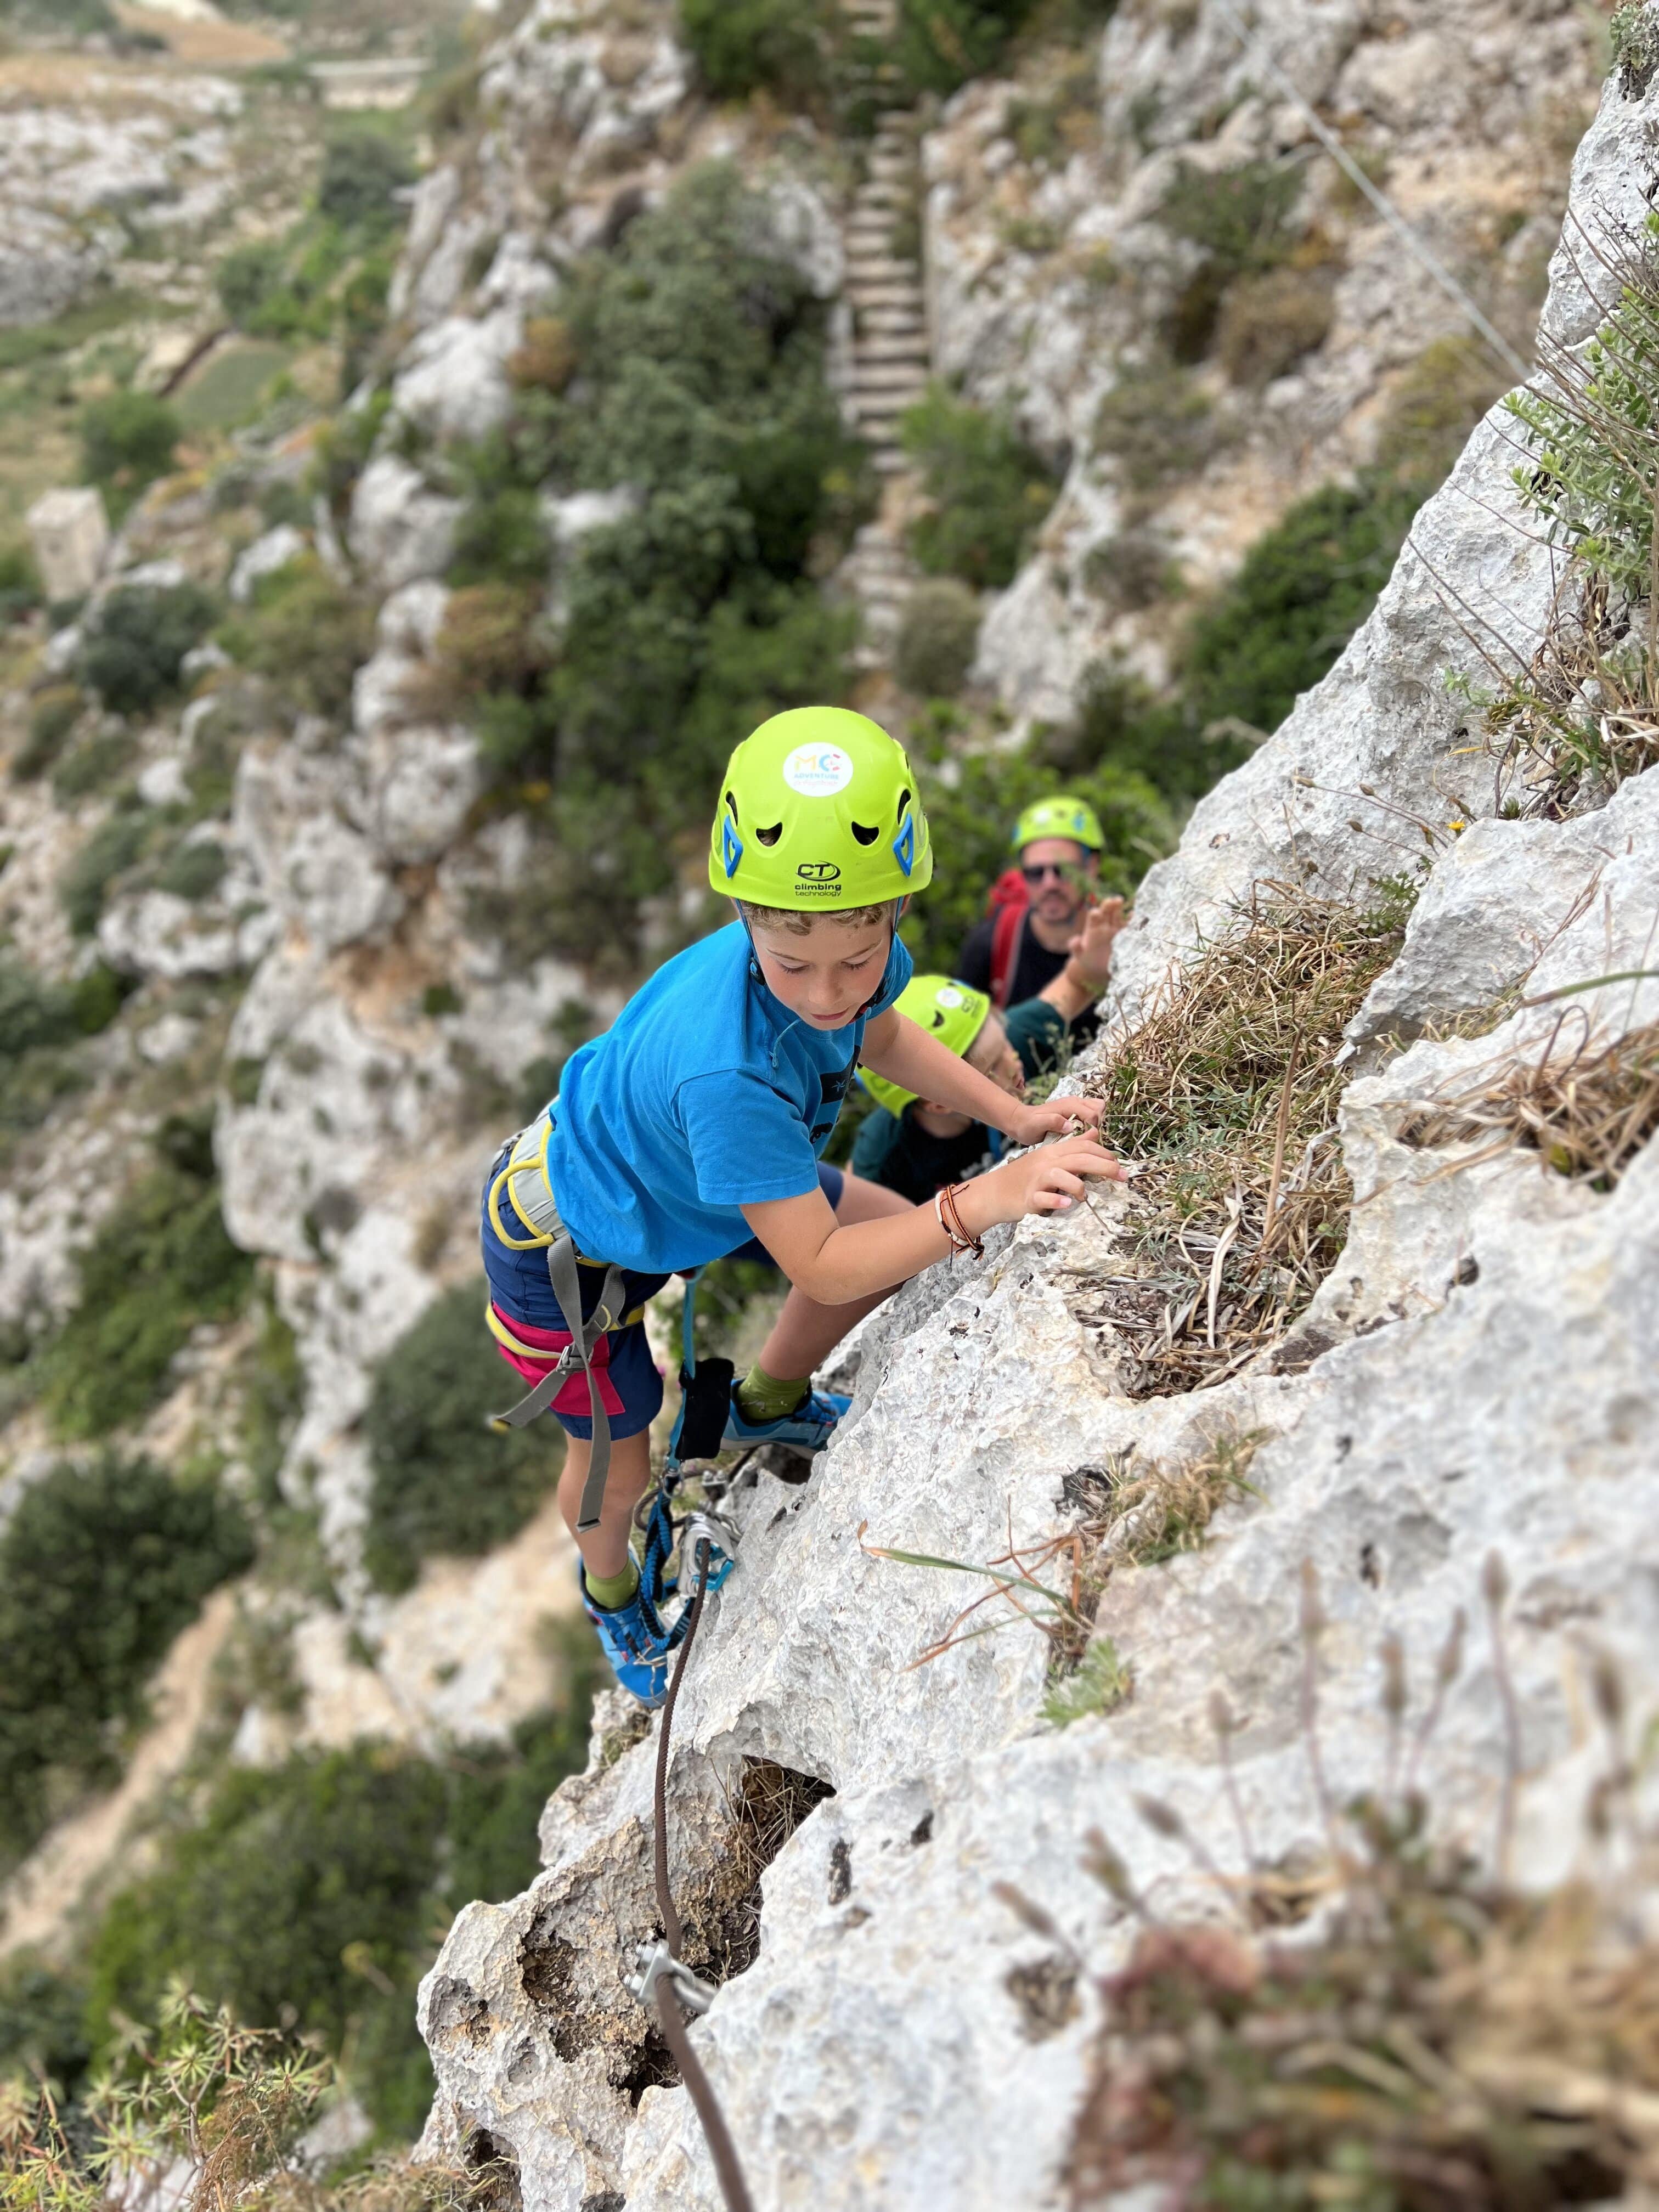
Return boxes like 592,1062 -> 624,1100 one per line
685,1759 -> 835,1985
1398,1018 -> 1659,1188
1075,884 -> 1410,1394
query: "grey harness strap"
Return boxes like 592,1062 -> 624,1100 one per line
488,1232 -> 629,1534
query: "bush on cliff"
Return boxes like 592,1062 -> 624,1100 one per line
0,1456 -> 252,1871
360,1279 -> 558,1595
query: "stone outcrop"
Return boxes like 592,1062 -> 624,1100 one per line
923,0 -> 1609,724
412,43 -> 1659,2212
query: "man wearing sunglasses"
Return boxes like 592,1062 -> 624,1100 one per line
956,795 -> 1126,1040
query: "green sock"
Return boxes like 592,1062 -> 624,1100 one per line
585,1557 -> 640,1611
737,1361 -> 810,1423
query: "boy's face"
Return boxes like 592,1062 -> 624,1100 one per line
967,1011 -> 1025,1098
749,913 -> 893,1031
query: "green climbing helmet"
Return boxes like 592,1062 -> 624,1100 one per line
709,706 -> 933,911
860,973 -> 991,1118
1012,794 -> 1104,855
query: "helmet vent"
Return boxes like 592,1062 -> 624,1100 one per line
897,787 -> 911,819
725,790 -> 739,822
755,822 -> 783,847
849,822 -> 879,845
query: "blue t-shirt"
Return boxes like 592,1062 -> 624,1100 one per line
544,922 -> 912,1273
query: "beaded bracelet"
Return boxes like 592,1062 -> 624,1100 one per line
934,1180 -> 986,1262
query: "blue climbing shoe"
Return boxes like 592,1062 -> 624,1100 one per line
579,1567 -> 673,1708
722,1384 -> 850,1454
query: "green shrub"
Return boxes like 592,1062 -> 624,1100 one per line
680,0 -> 837,105
1216,265 -> 1335,387
317,128 -> 417,235
1158,158 -> 1306,362
78,391 -> 181,503
155,837 -> 228,903
361,1280 -> 558,1596
42,1156 -> 255,1438
1181,474 -> 1429,738
0,958 -> 97,1144
215,240 -> 289,332
50,727 -> 137,801
0,958 -> 80,1058
894,0 -> 1039,95
0,543 -> 42,624
1093,362 -> 1231,495
895,575 -> 981,696
218,555 -> 374,719
458,162 -> 870,966
0,1954 -> 91,2104
0,1456 -> 252,1870
1081,527 -> 1181,613
84,1654 -> 599,2134
59,811 -> 150,936
70,960 -> 132,1035
902,383 -> 1059,590
75,583 -> 217,714
12,686 -> 85,781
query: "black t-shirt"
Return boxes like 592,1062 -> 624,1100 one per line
957,915 -> 1098,1042
850,1107 -> 991,1205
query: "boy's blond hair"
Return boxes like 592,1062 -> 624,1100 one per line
738,901 -> 895,937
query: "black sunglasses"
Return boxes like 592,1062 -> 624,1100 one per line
1021,861 -> 1077,884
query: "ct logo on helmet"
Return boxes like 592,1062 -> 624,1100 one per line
782,743 -> 855,797
797,861 -> 841,881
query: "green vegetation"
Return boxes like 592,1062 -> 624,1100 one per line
219,555 -> 375,719
85,1647 -> 599,2134
75,582 -> 217,715
59,809 -> 149,936
453,163 -> 869,969
78,391 -> 181,514
42,1146 -> 255,1440
1157,156 -> 1309,362
174,343 -> 294,435
901,383 -> 1059,590
155,837 -> 229,902
895,575 -> 982,697
212,125 -> 411,395
11,685 -> 84,782
50,726 -> 136,800
0,955 -> 127,1148
0,544 -> 41,624
679,0 -> 838,106
895,0 -> 1109,97
0,1456 -> 253,1871
1486,216 -> 1659,808
1093,360 -> 1232,495
361,1280 -> 558,1596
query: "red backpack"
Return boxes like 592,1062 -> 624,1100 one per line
985,868 -> 1029,1009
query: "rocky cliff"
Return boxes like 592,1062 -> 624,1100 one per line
408,26 -> 1659,2212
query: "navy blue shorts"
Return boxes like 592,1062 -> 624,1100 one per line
480,1157 -> 844,1441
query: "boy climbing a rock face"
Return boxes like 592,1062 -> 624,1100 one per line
480,707 -> 1125,1704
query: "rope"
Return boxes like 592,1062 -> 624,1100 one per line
1208,0 -> 1534,385
650,1537 -> 756,2212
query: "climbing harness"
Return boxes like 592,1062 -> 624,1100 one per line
485,1126 -> 754,2205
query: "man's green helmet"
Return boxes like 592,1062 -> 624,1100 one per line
709,706 -> 933,911
860,973 -> 990,1118
1012,794 -> 1104,854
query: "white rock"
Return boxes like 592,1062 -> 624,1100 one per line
349,454 -> 462,592
228,523 -> 307,603
411,43 -> 1659,2212
136,754 -> 191,808
352,723 -> 482,866
390,306 -> 525,447
26,487 -> 109,603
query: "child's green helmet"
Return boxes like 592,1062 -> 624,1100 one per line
1012,794 -> 1104,854
860,973 -> 991,1118
709,706 -> 933,910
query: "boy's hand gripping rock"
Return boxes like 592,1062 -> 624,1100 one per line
1004,1093 -> 1108,1149
957,1128 -> 1128,1237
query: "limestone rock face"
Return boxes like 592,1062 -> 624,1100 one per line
924,0 -> 1611,725
413,48 -> 1659,2212
26,488 -> 109,603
